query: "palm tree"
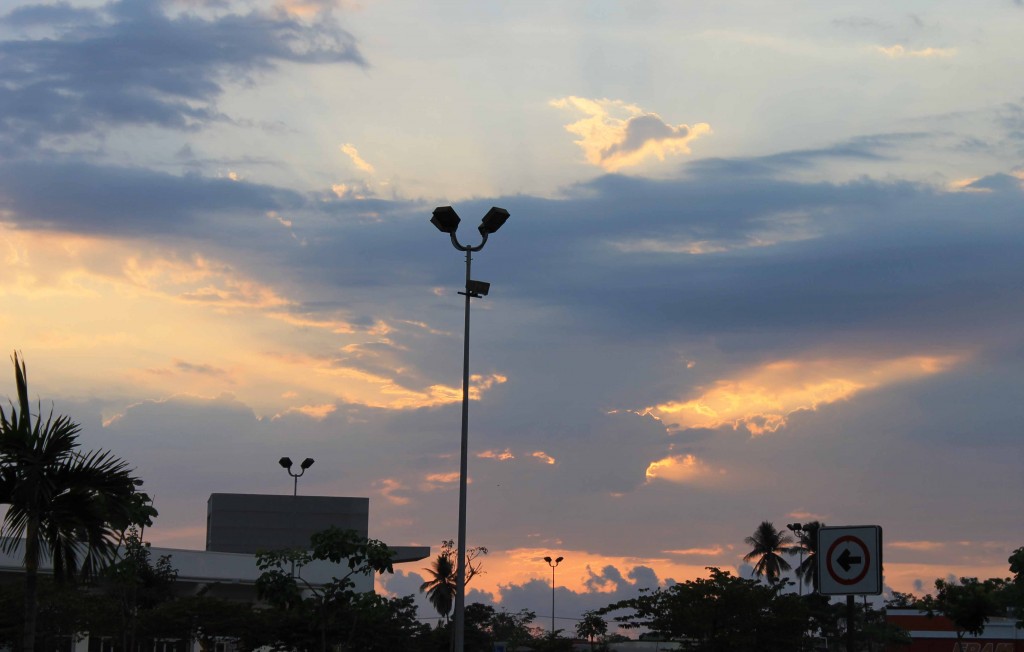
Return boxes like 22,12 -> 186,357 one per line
743,520 -> 794,583
0,353 -> 149,652
792,521 -> 823,592
418,540 -> 487,626
420,552 -> 456,622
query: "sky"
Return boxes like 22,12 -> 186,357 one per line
2,0 -> 1023,631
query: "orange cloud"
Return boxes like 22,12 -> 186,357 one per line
663,546 -> 728,556
645,354 -> 962,434
876,44 -> 956,59
551,96 -> 710,172
0,225 -> 508,416
375,478 -> 411,506
423,472 -> 460,486
889,541 -> 946,552
277,403 -> 337,420
340,143 -> 376,174
645,453 -> 723,484
477,449 -> 515,461
530,451 -> 556,465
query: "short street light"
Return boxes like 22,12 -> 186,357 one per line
280,456 -> 315,496
544,556 -> 564,635
431,205 -> 510,652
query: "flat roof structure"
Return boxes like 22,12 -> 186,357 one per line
206,493 -> 369,554
1,493 -> 429,598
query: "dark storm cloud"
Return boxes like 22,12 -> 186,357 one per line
0,159 -> 307,236
5,134 -> 1021,373
469,172 -> 1023,359
2,1 -> 99,27
0,0 -> 364,147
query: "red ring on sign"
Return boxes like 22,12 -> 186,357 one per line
826,535 -> 870,586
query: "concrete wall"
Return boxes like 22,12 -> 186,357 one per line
206,493 -> 369,554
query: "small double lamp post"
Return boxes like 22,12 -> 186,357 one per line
279,456 -> 315,496
430,205 -> 511,652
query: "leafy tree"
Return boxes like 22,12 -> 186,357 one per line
130,593 -> 272,651
94,527 -> 178,651
600,567 -> 811,651
488,607 -> 538,650
885,591 -> 922,608
419,539 -> 488,623
1009,546 -> 1024,628
743,521 -> 794,583
576,610 -> 609,650
923,577 -> 1006,652
0,353 -> 153,652
255,527 -> 396,652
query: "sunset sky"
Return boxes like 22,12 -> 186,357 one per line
2,0 -> 1022,629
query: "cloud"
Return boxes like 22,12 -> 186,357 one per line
0,160 -> 307,237
890,541 -> 946,552
530,451 -> 556,465
173,360 -> 230,377
645,453 -> 722,484
477,449 -> 515,461
340,144 -> 376,174
0,0 -> 365,148
375,478 -> 412,506
551,97 -> 711,171
643,355 -> 962,434
876,44 -> 957,58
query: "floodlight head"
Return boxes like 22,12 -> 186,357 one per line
279,457 -> 293,469
479,206 -> 510,235
466,279 -> 490,297
788,522 -> 802,531
544,556 -> 552,563
555,556 -> 564,564
431,206 -> 461,234
300,457 -> 315,470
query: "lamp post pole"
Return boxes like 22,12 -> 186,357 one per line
787,522 -> 805,595
431,206 -> 510,652
544,556 -> 563,636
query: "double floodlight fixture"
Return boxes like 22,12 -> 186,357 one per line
279,456 -> 315,471
544,556 -> 564,565
431,206 -> 510,251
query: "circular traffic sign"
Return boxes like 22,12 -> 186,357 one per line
826,535 -> 870,586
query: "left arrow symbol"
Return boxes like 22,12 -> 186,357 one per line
837,548 -> 863,572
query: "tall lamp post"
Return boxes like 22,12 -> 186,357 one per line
430,205 -> 510,652
787,522 -> 805,595
280,456 -> 315,496
543,556 -> 564,636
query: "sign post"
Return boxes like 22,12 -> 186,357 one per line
817,525 -> 883,652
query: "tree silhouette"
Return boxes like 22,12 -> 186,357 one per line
792,521 -> 823,591
0,353 -> 151,652
743,521 -> 794,583
419,539 -> 487,624
420,552 -> 457,622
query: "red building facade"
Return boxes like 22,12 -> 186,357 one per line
886,608 -> 1022,652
